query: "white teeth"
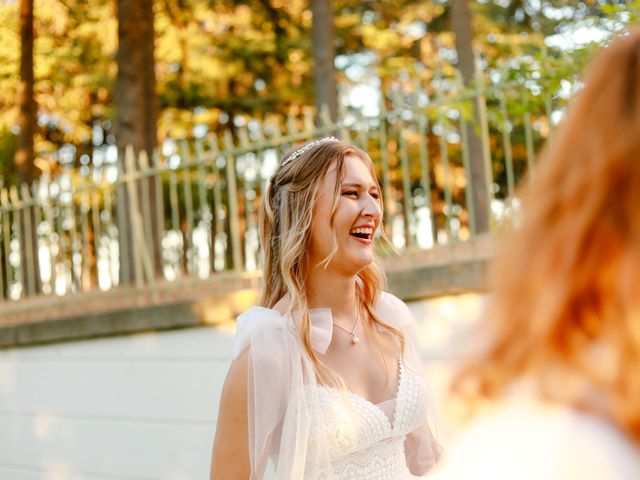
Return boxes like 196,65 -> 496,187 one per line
350,227 -> 373,235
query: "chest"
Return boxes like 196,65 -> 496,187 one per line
319,334 -> 401,404
305,362 -> 427,460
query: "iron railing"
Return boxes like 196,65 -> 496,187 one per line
0,73 -> 565,319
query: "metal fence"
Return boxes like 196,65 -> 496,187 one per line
0,74 -> 564,318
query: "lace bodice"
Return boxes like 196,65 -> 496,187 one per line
233,292 -> 443,479
303,361 -> 428,479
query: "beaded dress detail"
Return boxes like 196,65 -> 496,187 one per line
304,360 -> 428,479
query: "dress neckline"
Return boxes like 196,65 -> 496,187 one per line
319,356 -> 405,431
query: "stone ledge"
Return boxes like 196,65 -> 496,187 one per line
0,237 -> 492,349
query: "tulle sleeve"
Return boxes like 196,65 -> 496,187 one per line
233,306 -> 331,480
377,292 -> 448,476
233,297 -> 447,479
234,307 -> 289,478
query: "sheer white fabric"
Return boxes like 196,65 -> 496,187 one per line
233,292 -> 444,479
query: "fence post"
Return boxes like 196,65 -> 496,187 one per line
224,131 -> 243,272
90,189 -> 102,290
474,56 -> 495,229
499,91 -> 515,198
124,146 -> 154,288
21,184 -> 38,296
138,150 -> 158,282
116,152 -> 131,286
418,113 -> 436,244
523,110 -> 535,181
398,115 -> 413,248
179,142 -> 195,275
79,187 -> 92,292
0,188 -> 10,300
378,101 -> 393,239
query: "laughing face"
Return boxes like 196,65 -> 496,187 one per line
309,153 -> 383,274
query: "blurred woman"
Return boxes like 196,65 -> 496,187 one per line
210,138 -> 444,479
437,29 -> 640,479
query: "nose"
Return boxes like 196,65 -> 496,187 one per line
362,193 -> 382,220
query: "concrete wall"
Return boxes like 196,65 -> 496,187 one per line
1,236 -> 493,349
0,294 -> 484,480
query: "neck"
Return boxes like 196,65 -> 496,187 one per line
306,265 -> 359,320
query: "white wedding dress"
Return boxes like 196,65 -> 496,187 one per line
305,360 -> 430,479
233,292 -> 443,480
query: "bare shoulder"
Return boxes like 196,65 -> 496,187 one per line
221,348 -> 250,403
210,349 -> 251,479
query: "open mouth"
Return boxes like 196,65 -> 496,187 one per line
349,226 -> 374,241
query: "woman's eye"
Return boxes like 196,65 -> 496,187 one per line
370,191 -> 380,199
343,191 -> 358,197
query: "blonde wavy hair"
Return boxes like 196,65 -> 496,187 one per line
259,139 -> 405,386
453,29 -> 640,443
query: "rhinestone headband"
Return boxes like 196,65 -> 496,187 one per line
281,136 -> 338,167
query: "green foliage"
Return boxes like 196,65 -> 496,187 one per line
155,0 -> 315,138
0,0 -> 637,187
0,126 -> 18,186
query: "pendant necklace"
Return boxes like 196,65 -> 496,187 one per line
332,310 -> 361,345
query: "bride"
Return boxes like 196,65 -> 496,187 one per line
210,137 -> 444,479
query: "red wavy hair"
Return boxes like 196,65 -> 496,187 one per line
454,29 -> 640,443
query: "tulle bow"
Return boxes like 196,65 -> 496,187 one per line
234,306 -> 335,356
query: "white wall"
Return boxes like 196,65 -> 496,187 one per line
0,294 -> 483,480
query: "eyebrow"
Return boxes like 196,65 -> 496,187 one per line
341,182 -> 380,190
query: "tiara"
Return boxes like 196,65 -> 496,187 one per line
281,136 -> 338,166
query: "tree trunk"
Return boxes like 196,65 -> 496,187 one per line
16,0 -> 35,185
15,0 -> 41,296
115,0 -> 163,285
311,0 -> 338,124
451,0 -> 491,234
